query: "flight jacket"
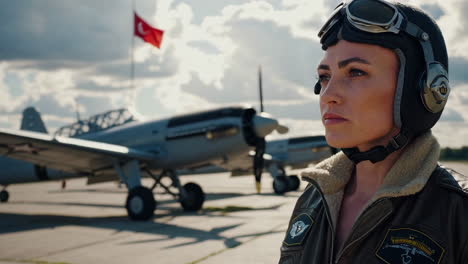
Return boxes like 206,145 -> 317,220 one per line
279,132 -> 468,264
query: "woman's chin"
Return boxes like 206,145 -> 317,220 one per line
324,133 -> 358,149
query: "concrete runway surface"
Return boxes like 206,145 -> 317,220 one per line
0,161 -> 466,264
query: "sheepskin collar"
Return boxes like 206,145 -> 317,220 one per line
300,131 -> 440,227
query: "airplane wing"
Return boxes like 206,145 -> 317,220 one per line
0,128 -> 158,174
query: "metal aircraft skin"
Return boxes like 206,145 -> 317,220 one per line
0,106 -> 287,220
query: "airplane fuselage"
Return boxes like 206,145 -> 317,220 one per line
0,107 -> 260,185
79,116 -> 252,169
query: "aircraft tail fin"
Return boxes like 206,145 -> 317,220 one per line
20,107 -> 48,134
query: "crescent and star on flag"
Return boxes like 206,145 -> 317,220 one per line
134,12 -> 164,49
137,22 -> 148,35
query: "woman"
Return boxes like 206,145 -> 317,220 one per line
279,0 -> 468,263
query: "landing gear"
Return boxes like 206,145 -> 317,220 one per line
115,160 -> 205,220
126,186 -> 156,221
0,189 -> 9,203
146,169 -> 205,212
273,176 -> 289,195
269,164 -> 301,194
180,182 -> 205,211
114,160 -> 156,221
287,175 -> 300,191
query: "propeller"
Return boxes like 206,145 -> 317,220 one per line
251,65 -> 288,193
253,138 -> 265,193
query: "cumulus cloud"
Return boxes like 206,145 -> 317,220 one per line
1,0 -> 468,147
0,0 -> 148,65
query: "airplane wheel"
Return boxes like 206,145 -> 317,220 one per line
287,175 -> 300,191
273,176 -> 289,195
180,182 -> 205,211
125,186 -> 156,221
0,190 -> 9,203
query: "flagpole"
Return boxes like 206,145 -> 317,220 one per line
130,0 -> 136,107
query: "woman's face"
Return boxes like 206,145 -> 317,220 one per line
317,40 -> 399,151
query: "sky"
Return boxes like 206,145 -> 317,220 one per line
1,0 -> 468,147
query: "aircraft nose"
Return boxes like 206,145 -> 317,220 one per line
252,113 -> 279,138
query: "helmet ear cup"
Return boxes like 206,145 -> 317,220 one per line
420,62 -> 450,113
314,82 -> 321,95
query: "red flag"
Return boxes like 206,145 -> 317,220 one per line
134,12 -> 164,49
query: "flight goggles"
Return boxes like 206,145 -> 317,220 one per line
318,0 -> 407,39
318,0 -> 437,69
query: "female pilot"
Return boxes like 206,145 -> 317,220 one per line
279,0 -> 468,263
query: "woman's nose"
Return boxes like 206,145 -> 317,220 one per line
320,78 -> 343,105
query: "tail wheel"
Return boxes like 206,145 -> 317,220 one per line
125,186 -> 156,221
0,190 -> 9,203
273,176 -> 289,195
287,175 -> 300,191
180,182 -> 205,211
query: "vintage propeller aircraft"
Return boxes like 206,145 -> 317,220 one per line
220,134 -> 333,194
178,134 -> 334,195
0,106 -> 288,220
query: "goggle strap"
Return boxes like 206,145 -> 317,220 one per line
419,38 -> 436,64
403,21 -> 428,42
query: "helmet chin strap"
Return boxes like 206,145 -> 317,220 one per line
342,130 -> 411,164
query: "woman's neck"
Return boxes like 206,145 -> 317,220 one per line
349,148 -> 403,197
349,128 -> 403,195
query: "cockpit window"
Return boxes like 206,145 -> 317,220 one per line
54,108 -> 137,137
168,107 -> 246,128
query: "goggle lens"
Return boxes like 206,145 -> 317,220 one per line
348,0 -> 396,25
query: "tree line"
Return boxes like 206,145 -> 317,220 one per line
440,146 -> 468,161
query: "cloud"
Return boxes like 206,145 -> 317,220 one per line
1,0 -> 468,148
169,0 -> 255,24
178,2 -> 326,107
433,121 -> 468,147
420,3 -> 445,20
440,107 -> 464,122
449,56 -> 468,85
0,1 -> 134,65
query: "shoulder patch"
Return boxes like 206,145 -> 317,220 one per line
283,213 -> 314,247
376,227 -> 445,264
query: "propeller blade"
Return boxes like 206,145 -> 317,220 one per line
258,65 -> 264,113
253,138 -> 266,193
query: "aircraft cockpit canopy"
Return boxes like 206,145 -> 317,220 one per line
54,108 -> 138,138
167,107 -> 249,128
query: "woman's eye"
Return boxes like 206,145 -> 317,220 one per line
349,69 -> 367,77
318,74 -> 330,83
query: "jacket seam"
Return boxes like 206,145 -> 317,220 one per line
438,183 -> 468,197
303,177 -> 335,264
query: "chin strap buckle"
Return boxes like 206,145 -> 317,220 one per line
388,132 -> 410,152
343,131 -> 411,164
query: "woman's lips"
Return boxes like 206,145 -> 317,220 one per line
322,113 -> 348,125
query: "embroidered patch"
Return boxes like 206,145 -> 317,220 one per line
283,213 -> 314,246
376,227 -> 445,264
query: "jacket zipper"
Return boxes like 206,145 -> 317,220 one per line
303,178 -> 335,264
334,198 -> 393,263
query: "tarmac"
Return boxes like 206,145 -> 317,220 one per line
0,171 -> 300,264
0,161 -> 466,264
